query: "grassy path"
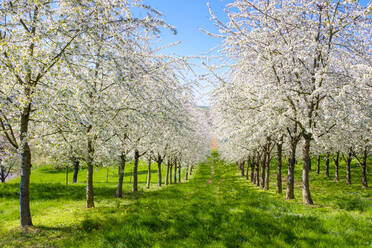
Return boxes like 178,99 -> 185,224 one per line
1,157 -> 371,247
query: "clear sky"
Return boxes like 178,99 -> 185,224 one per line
137,0 -> 233,106
140,0 -> 370,106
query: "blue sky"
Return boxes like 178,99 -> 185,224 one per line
140,0 -> 370,105
138,0 -> 233,106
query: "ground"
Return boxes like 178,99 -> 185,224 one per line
0,155 -> 371,247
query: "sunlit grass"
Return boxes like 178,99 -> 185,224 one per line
0,154 -> 371,247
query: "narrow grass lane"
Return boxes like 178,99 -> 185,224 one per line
1,157 -> 371,247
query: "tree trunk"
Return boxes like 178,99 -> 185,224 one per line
276,142 -> 283,194
286,140 -> 297,200
174,159 -> 177,183
255,153 -> 260,186
264,151 -> 271,190
170,164 -> 173,184
334,152 -> 340,182
165,161 -> 170,185
19,103 -> 33,227
178,164 -> 181,183
157,158 -> 162,187
344,151 -> 352,185
72,158 -> 79,183
190,165 -> 193,175
86,138 -> 95,208
361,146 -> 368,188
1,165 -> 6,183
240,161 -> 245,177
246,158 -> 250,180
146,158 -> 151,189
302,135 -> 313,205
325,152 -> 330,178
132,149 -> 139,192
316,155 -> 320,174
260,152 -> 266,189
185,164 -> 189,180
250,157 -> 254,183
116,152 -> 126,198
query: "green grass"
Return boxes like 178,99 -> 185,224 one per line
0,155 -> 371,247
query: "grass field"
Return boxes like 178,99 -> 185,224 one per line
0,154 -> 371,247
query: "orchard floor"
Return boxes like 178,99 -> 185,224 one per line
0,157 -> 371,248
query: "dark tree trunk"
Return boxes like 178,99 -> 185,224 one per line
286,140 -> 297,200
264,150 -> 271,191
0,165 -> 10,183
132,149 -> 139,192
190,165 -> 193,175
86,138 -> 95,208
146,157 -> 151,189
106,167 -> 109,183
255,153 -> 260,186
316,155 -> 320,174
165,161 -> 170,185
116,152 -> 126,198
246,158 -> 250,180
0,165 -> 5,183
361,147 -> 368,188
157,157 -> 162,187
72,158 -> 79,184
19,103 -> 33,227
250,157 -> 254,183
174,159 -> 177,183
170,164 -> 173,184
302,135 -> 313,205
325,152 -> 330,178
334,152 -> 340,182
276,142 -> 283,194
185,165 -> 189,180
260,151 -> 266,189
240,161 -> 245,177
178,164 -> 181,183
344,151 -> 352,185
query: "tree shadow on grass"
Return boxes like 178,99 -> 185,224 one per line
1,161 -> 369,248
0,183 -> 116,201
57,165 -> 325,247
